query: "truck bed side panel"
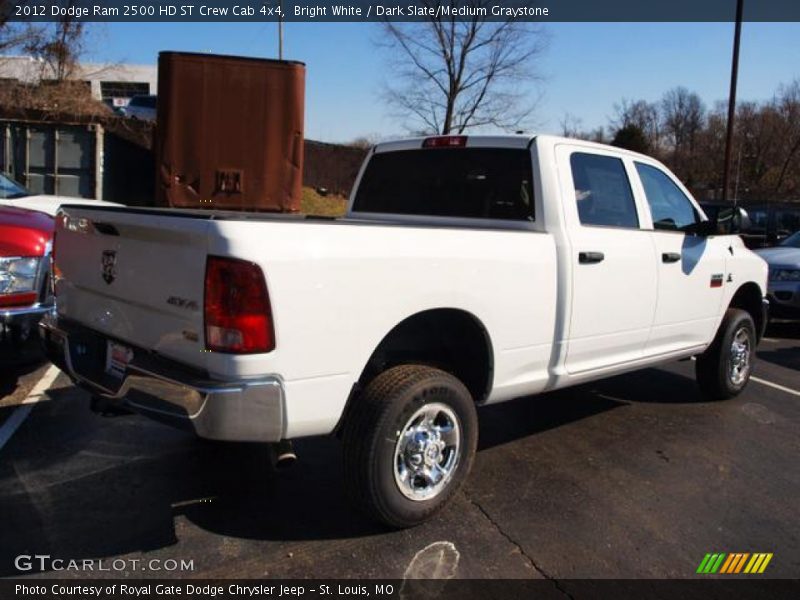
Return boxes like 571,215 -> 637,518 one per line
54,207 -> 558,437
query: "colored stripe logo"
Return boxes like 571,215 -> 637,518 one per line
696,552 -> 773,574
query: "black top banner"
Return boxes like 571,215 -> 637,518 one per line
3,0 -> 800,22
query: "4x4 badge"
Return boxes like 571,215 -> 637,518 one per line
101,250 -> 117,284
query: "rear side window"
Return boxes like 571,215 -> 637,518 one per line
352,148 -> 534,221
635,162 -> 699,232
571,153 -> 639,229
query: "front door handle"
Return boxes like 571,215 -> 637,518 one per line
662,252 -> 681,263
578,251 -> 605,264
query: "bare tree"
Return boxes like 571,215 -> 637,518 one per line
379,1 -> 547,134
24,10 -> 87,82
771,80 -> 800,196
661,87 -> 705,155
0,1 -> 44,59
559,112 -> 606,143
599,81 -> 800,202
559,112 -> 584,138
660,87 -> 706,184
349,134 -> 384,149
612,99 -> 661,150
0,5 -> 108,118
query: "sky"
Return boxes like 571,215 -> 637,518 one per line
87,21 -> 800,143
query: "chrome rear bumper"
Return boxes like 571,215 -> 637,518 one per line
39,314 -> 285,442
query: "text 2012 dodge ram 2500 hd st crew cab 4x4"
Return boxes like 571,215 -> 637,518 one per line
41,135 -> 768,527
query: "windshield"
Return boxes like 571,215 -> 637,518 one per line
780,231 -> 800,248
0,172 -> 29,199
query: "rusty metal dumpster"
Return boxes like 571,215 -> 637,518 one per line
155,52 -> 305,212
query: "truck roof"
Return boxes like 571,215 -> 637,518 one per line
373,134 -> 656,162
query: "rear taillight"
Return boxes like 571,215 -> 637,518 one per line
204,256 -> 274,354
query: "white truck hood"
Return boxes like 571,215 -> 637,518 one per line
0,195 -> 122,217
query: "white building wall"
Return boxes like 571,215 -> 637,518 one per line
0,55 -> 158,101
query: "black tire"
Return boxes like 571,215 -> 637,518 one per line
342,365 -> 478,528
696,308 -> 756,400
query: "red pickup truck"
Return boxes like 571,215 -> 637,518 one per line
0,172 -> 118,361
0,204 -> 53,361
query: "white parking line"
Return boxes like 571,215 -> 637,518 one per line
0,364 -> 61,451
751,376 -> 800,398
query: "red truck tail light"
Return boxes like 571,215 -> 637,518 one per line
422,135 -> 468,148
204,256 -> 274,354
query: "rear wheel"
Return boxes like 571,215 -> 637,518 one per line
696,308 -> 756,400
342,365 -> 478,528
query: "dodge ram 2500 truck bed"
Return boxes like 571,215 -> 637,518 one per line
41,135 -> 768,527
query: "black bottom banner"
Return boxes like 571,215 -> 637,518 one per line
3,579 -> 800,600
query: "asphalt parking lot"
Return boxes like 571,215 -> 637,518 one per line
0,323 -> 798,582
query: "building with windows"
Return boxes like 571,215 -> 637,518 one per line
0,55 -> 157,107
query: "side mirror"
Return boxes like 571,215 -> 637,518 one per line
738,207 -> 753,233
715,206 -> 752,235
696,206 -> 752,236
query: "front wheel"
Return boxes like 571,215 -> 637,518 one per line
696,308 -> 756,400
342,365 -> 478,528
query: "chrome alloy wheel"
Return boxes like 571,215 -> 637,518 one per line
393,402 -> 461,501
729,326 -> 752,386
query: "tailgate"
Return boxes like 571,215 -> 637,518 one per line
54,207 -> 210,366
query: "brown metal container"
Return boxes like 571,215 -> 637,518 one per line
155,52 -> 305,212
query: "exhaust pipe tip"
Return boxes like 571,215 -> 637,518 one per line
271,440 -> 297,470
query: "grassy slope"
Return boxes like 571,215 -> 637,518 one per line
300,187 -> 348,217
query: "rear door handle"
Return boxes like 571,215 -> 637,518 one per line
662,252 -> 681,263
578,251 -> 605,264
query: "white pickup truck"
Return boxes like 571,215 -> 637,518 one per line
41,135 -> 768,527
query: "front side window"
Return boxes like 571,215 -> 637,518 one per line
635,163 -> 700,232
352,148 -> 534,221
570,153 -> 639,229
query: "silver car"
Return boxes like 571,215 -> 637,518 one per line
756,231 -> 800,318
121,95 -> 157,121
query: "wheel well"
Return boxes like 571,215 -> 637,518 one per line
729,282 -> 765,340
358,309 -> 494,404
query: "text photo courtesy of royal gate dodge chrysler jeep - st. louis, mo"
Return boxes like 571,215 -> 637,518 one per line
0,1 -> 799,599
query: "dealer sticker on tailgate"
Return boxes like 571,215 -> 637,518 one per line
105,341 -> 133,379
